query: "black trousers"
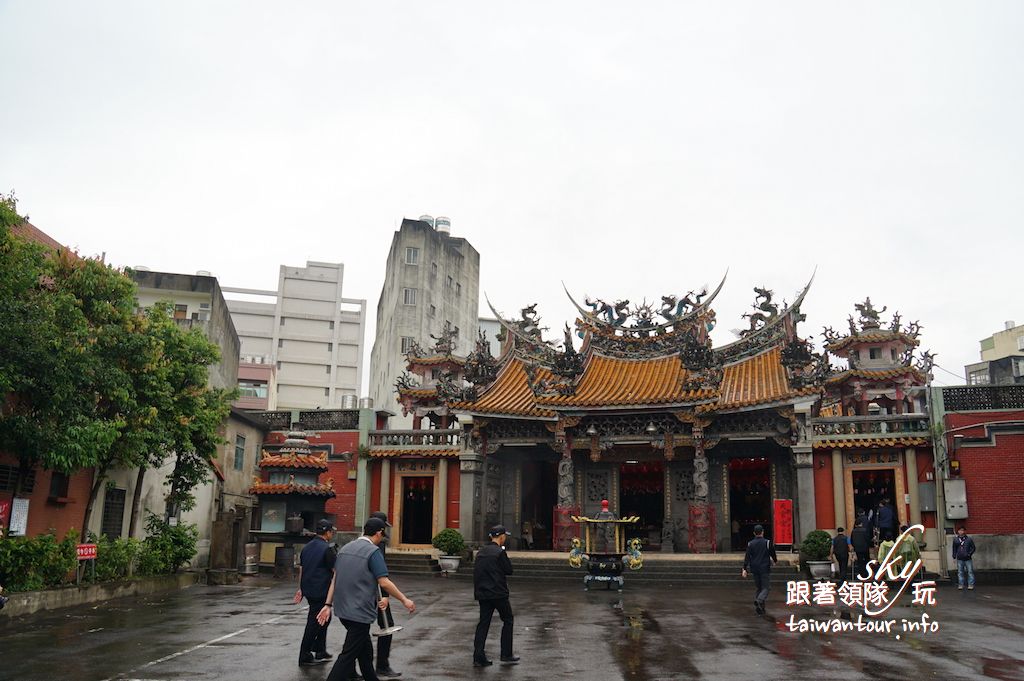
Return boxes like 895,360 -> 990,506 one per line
752,571 -> 770,607
376,600 -> 395,670
834,554 -> 850,587
299,598 -> 330,661
474,597 -> 513,661
326,619 -> 379,681
854,550 -> 870,580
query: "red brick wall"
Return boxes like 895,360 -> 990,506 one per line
0,453 -> 94,539
913,447 -> 937,529
944,411 -> 1024,534
813,451 -> 835,528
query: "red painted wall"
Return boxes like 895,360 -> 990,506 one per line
369,461 -> 381,515
447,459 -> 460,528
0,453 -> 94,539
813,452 -> 835,528
944,411 -> 1024,534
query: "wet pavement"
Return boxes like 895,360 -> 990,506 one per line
2,574 -> 1023,681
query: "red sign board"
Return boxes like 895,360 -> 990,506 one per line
77,543 -> 97,561
773,499 -> 794,545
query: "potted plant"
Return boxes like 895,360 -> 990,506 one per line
800,530 -> 834,579
432,528 -> 467,573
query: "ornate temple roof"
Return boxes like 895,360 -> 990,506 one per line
714,347 -> 822,411
249,477 -> 336,497
258,452 -> 330,470
449,360 -> 558,418
824,330 -> 920,354
367,448 -> 461,458
813,436 -> 929,450
824,367 -> 927,385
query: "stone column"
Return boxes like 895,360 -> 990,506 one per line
437,458 -> 449,530
688,429 -> 714,553
793,446 -> 815,541
379,460 -> 391,519
459,451 -> 484,542
905,447 -> 921,526
355,454 -> 371,528
832,448 -> 845,529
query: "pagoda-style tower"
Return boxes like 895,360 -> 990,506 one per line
395,321 -> 472,429
250,430 -> 335,534
821,298 -> 933,416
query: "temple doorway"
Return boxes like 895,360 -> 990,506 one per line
520,460 -> 557,550
852,469 -> 897,532
400,476 -> 434,545
729,457 -> 771,549
619,461 -> 664,549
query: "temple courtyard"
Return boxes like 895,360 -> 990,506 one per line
2,573 -> 1023,681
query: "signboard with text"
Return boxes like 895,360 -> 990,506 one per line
9,498 -> 29,536
773,498 -> 794,546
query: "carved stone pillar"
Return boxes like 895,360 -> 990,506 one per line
688,427 -> 715,553
459,451 -> 484,543
832,448 -> 845,530
792,446 -> 815,542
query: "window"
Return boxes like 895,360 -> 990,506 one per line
49,472 -> 70,499
101,488 -> 126,539
325,365 -> 332,374
0,465 -> 35,493
1018,335 -> 1024,351
428,304 -> 436,317
276,361 -> 282,369
197,302 -> 210,321
278,338 -> 284,348
329,321 -> 335,330
327,342 -> 333,352
238,381 -> 268,398
891,348 -> 897,361
234,435 -> 246,471
446,275 -> 453,288
324,387 -> 330,397
968,370 -> 990,385
173,304 -> 188,320
431,368 -> 441,380
431,262 -> 438,277
403,288 -> 417,305
405,247 -> 419,265
279,316 -> 285,326
401,337 -> 416,353
869,347 -> 881,360
456,282 -> 462,296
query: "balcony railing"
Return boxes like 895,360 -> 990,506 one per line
810,414 -> 931,440
368,429 -> 461,448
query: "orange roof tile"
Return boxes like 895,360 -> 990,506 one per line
259,453 -> 329,470
249,481 -> 336,496
813,437 -> 929,450
367,448 -> 460,458
536,354 -> 715,408
397,388 -> 438,398
825,367 -> 925,385
826,331 -> 919,353
450,360 -> 556,418
716,347 -> 821,409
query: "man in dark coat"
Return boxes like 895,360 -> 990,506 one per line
370,511 -> 401,678
952,526 -> 977,590
741,524 -> 778,615
473,525 -> 518,667
849,519 -> 872,580
876,499 -> 896,542
830,527 -> 852,586
294,519 -> 337,666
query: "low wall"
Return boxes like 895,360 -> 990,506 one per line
946,533 -> 1024,570
1,572 -> 200,618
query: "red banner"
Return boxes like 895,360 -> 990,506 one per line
77,543 -> 97,561
773,499 -> 794,545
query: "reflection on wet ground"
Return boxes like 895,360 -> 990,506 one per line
2,576 -> 1023,680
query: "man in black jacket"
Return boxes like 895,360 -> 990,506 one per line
473,525 -> 518,667
294,519 -> 337,666
850,519 -> 872,580
370,511 -> 401,678
741,524 -> 778,615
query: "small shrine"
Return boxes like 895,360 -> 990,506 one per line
395,321 -> 473,429
250,430 -> 335,534
568,499 -> 643,591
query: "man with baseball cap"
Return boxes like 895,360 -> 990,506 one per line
473,524 -> 518,667
370,511 -> 401,678
320,517 -> 415,681
294,518 -> 337,666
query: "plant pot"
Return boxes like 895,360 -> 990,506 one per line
807,560 -> 833,580
438,555 -> 461,573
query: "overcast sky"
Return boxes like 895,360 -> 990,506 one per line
3,2 -> 1022,391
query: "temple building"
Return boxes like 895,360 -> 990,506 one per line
362,278 -> 938,567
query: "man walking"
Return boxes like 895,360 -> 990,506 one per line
473,525 -> 518,667
849,519 -> 871,580
876,499 -> 896,542
320,518 -> 416,681
295,519 -> 337,666
370,511 -> 401,678
830,527 -> 852,587
952,526 -> 976,591
741,524 -> 777,615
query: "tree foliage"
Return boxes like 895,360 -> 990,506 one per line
0,193 -> 234,532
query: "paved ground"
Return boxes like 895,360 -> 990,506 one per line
2,573 -> 1023,681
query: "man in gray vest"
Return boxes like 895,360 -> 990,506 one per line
320,518 -> 415,681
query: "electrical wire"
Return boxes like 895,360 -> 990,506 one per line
933,363 -> 966,383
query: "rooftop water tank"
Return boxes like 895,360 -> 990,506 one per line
196,270 -> 212,276
340,394 -> 358,409
134,265 -> 150,271
435,216 -> 451,234
1006,320 -> 1016,331
418,214 -> 434,227
359,397 -> 374,409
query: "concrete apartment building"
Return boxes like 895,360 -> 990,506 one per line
370,216 -> 481,426
224,261 -> 366,410
965,320 -> 1024,386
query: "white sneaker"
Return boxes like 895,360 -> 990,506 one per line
957,585 -> 963,590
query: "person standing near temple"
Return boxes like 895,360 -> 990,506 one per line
830,527 -> 852,587
875,498 -> 896,542
741,524 -> 777,615
849,519 -> 871,580
370,511 -> 402,678
319,518 -> 415,681
952,526 -> 976,591
294,519 -> 337,666
473,525 -> 518,667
